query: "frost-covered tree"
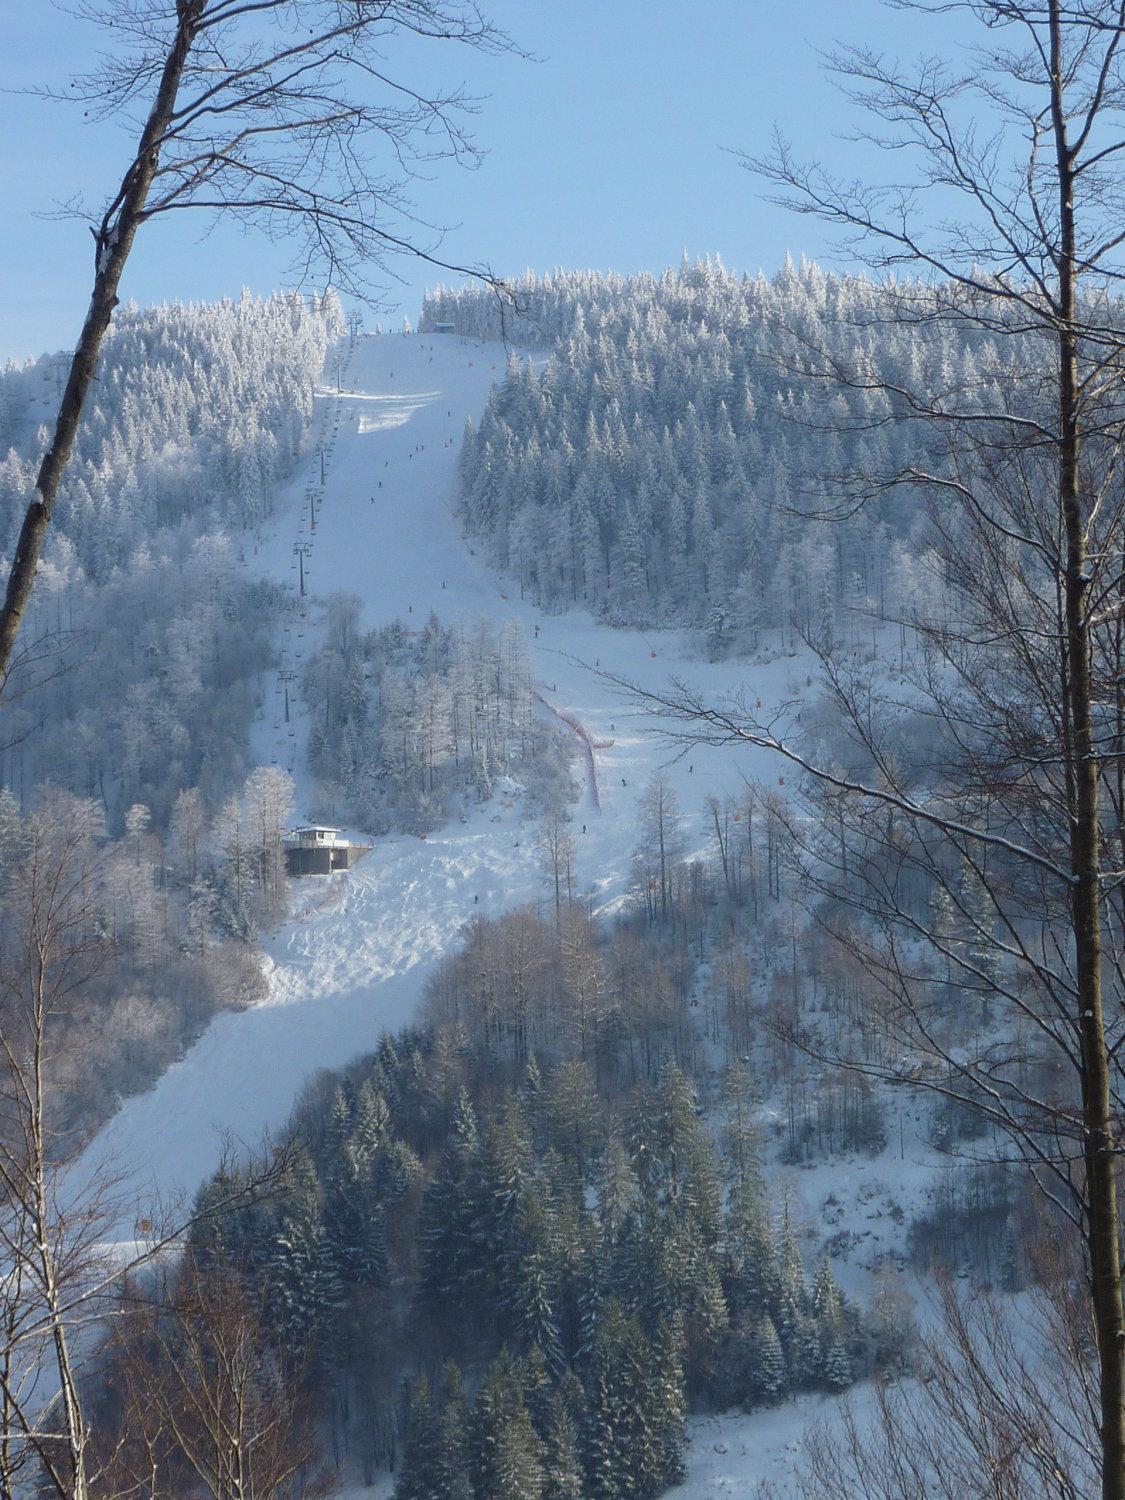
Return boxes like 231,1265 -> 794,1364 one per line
632,775 -> 685,925
433,261 -> 991,642
301,601 -> 572,833
1,295 -> 333,834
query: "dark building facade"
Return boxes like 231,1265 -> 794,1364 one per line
283,827 -> 371,876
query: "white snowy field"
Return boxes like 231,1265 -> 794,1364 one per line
672,1390 -> 869,1499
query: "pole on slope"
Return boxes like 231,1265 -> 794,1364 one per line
293,543 -> 311,597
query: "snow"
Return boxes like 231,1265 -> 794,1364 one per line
66,329 -> 908,1492
671,1393 -> 868,1498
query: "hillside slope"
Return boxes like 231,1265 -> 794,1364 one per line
60,326 -> 951,1500
71,329 -> 799,1226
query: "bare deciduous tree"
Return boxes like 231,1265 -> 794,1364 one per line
615,4 -> 1125,1493
0,0 -> 513,684
538,812 -> 576,925
793,1239 -> 1099,1499
0,793 -> 293,1500
633,772 -> 685,925
103,1257 -> 322,1500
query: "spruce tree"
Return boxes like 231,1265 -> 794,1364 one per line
519,1055 -> 545,1143
822,1333 -> 853,1393
543,1058 -> 603,1177
789,1308 -> 821,1389
473,1103 -> 535,1312
652,1063 -> 722,1242
267,1205 -> 342,1348
329,1081 -> 357,1151
747,1314 -> 787,1407
520,1346 -> 554,1439
596,1139 -> 639,1249
323,1162 -> 387,1288
810,1257 -> 850,1388
648,1315 -> 687,1488
418,1087 -> 482,1317
432,1364 -> 474,1500
395,1377 -> 440,1500
351,1078 -> 392,1168
811,1257 -> 843,1325
541,1388 -> 584,1500
505,1187 -> 564,1371
471,1352 -> 546,1500
723,1173 -> 774,1317
584,1299 -> 667,1500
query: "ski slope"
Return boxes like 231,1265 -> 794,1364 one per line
71,328 -> 804,1228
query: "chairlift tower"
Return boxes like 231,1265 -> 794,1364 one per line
278,669 -> 298,723
293,542 -> 311,596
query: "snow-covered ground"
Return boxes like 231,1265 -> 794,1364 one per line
69,329 -> 934,1494
671,1391 -> 872,1499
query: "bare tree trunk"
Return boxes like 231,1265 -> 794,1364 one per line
1051,10 -> 1125,1488
33,1063 -> 87,1500
0,2 -> 204,683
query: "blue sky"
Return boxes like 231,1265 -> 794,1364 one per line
0,1 -> 939,359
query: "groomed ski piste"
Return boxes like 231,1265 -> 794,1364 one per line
70,329 -> 928,1496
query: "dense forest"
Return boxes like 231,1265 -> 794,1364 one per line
0,296 -> 340,1137
97,873 -> 910,1500
302,600 -> 575,832
423,261 -> 992,651
0,291 -> 342,829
